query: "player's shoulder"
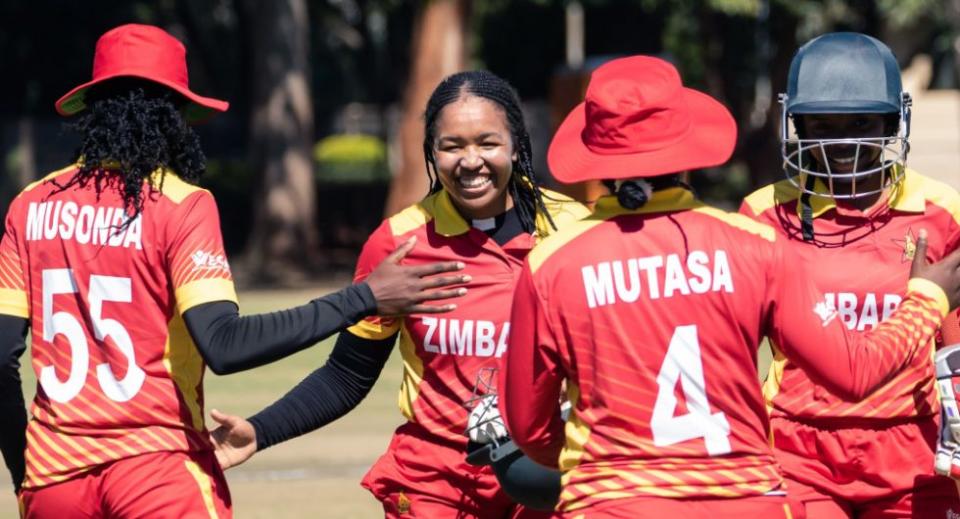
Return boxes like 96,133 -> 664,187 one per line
527,210 -> 607,274
740,178 -> 801,218
689,205 -> 777,243
904,168 -> 960,219
384,194 -> 438,238
17,164 -> 78,199
535,187 -> 591,236
152,169 -> 211,205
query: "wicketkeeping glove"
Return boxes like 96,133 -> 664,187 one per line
935,344 -> 960,478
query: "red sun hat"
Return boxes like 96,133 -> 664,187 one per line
548,55 -> 736,183
55,24 -> 229,123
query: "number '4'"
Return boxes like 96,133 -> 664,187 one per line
39,269 -> 145,403
651,325 -> 731,456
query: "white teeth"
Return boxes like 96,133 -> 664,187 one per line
459,176 -> 492,188
832,156 -> 856,165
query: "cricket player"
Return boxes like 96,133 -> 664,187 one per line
0,24 -> 466,518
208,70 -> 589,518
740,32 -> 960,518
500,55 -> 960,518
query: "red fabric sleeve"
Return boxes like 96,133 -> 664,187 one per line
346,220 -> 401,340
766,242 -> 946,400
941,310 -> 960,346
166,190 -> 237,314
499,261 -> 566,468
0,201 -> 27,318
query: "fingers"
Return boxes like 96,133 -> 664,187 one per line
410,261 -> 465,276
408,303 -> 458,314
941,239 -> 960,269
421,274 -> 471,290
210,408 -> 235,427
418,288 -> 468,301
384,236 -> 417,264
911,229 -> 929,277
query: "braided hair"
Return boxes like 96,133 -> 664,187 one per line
422,71 -> 555,235
54,78 -> 206,224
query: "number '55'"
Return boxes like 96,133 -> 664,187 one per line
39,268 -> 145,403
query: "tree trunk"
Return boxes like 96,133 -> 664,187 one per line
741,3 -> 798,190
242,0 -> 317,282
16,117 -> 36,188
383,0 -> 470,218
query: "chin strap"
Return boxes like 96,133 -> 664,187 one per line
799,174 -> 816,241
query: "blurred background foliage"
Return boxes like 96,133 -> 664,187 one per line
1,0 -> 958,281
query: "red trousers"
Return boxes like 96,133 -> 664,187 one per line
363,423 -> 554,518
559,494 -> 803,519
19,450 -> 231,519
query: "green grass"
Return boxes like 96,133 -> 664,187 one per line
0,288 -> 774,518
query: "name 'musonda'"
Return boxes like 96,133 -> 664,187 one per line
26,201 -> 143,250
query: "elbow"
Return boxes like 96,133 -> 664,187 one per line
813,373 -> 872,402
512,434 -> 562,469
205,358 -> 236,376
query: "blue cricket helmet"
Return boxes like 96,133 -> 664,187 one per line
779,32 -> 911,204
786,32 -> 903,115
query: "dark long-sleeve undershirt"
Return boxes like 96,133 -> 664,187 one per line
0,315 -> 28,494
248,330 -> 396,450
183,283 -> 377,375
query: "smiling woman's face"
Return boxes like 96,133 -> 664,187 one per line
800,113 -> 889,177
432,95 -> 516,220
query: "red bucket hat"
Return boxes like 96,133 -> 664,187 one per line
548,56 -> 736,183
55,24 -> 229,123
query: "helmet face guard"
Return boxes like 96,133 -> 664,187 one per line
779,93 -> 912,200
780,32 -> 912,200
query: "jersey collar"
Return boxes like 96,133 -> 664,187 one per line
798,166 -> 925,219
430,190 -> 472,237
593,187 -> 702,218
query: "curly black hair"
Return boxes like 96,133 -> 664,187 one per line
422,70 -> 555,235
54,78 -> 206,223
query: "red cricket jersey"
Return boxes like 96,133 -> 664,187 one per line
500,187 -> 946,513
0,165 -> 237,489
741,169 -> 960,422
347,188 -> 588,448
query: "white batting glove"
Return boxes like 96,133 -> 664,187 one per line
467,394 -> 508,444
935,345 -> 960,479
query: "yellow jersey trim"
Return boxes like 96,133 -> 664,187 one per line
397,322 -> 423,421
910,173 -> 960,227
0,288 -> 28,318
529,188 -> 771,272
534,188 -> 591,240
559,383 -> 590,472
762,342 -> 788,442
908,277 -> 949,318
22,165 -> 77,194
743,167 -> 929,220
391,187 -> 590,240
175,278 -> 238,315
347,317 -> 401,340
691,207 -> 776,242
149,169 -> 207,205
184,459 -> 221,519
388,201 -> 435,237
163,313 -> 205,430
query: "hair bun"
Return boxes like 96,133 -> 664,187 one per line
617,180 -> 652,209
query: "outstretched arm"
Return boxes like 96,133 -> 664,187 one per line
209,330 -> 395,469
769,231 -> 959,400
500,264 -> 566,468
183,285 -> 377,375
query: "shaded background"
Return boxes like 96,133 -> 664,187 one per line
2,2 -> 960,517
3,0 -> 960,285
